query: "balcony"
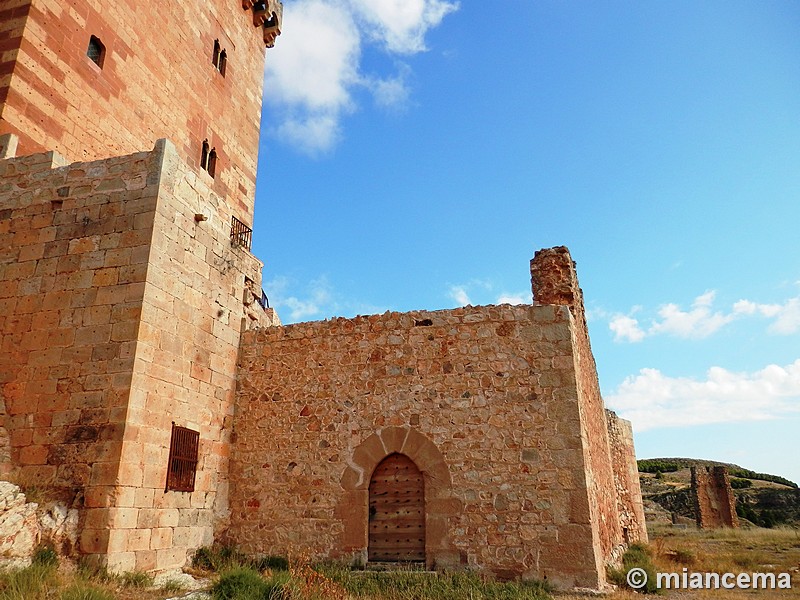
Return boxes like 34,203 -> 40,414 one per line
230,216 -> 253,251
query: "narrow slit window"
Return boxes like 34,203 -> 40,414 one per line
212,39 -> 227,76
87,35 -> 105,68
207,148 -> 217,178
201,139 -> 210,171
166,424 -> 199,492
219,50 -> 227,77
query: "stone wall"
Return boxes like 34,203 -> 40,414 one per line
0,0 -> 269,219
0,139 -> 278,572
0,147 -> 156,496
606,410 -> 647,544
530,247 -> 628,566
691,466 -> 739,529
231,300 -> 616,589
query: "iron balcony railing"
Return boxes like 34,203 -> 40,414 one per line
257,289 -> 270,310
230,216 -> 252,250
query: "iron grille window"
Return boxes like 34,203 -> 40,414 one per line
230,216 -> 252,250
166,424 -> 199,492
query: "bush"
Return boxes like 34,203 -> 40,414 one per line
731,477 -> 753,489
32,545 -> 59,568
212,567 -> 287,600
194,545 -> 249,572
638,460 -> 680,474
607,543 -> 661,594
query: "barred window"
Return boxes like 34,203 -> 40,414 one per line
166,424 -> 199,492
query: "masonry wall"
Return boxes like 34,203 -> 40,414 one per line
606,410 -> 647,544
0,140 -> 278,572
530,247 -> 627,567
230,304 -> 613,589
691,466 -> 739,529
0,0 -> 268,219
0,147 -> 158,496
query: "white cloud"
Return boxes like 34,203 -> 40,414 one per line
348,0 -> 459,54
496,293 -> 529,305
449,285 -> 471,306
264,0 -> 457,154
607,360 -> 800,432
264,275 -> 386,323
609,315 -> 646,343
367,66 -> 412,111
264,1 -> 360,154
264,275 -> 333,321
608,291 -> 800,342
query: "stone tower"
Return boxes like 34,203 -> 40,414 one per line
0,0 -> 281,572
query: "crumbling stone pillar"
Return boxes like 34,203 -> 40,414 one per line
691,466 -> 739,529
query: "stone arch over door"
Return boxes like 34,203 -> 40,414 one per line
337,427 -> 462,570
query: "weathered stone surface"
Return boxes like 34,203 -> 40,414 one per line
0,482 -> 39,565
691,466 -> 739,529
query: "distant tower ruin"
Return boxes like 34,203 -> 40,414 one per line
691,466 -> 739,528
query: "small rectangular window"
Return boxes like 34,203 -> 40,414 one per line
87,35 -> 105,68
166,424 -> 199,492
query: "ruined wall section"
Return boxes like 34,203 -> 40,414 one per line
531,247 -> 623,567
605,410 -> 647,544
0,0 -> 267,219
0,146 -> 160,518
691,466 -> 739,529
230,305 -> 606,589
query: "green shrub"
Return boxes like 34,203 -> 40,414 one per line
194,545 -> 249,572
32,545 -> 59,568
252,555 -> 289,572
731,477 -> 753,489
212,567 -> 287,600
607,543 -> 660,594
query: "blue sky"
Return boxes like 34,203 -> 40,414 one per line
252,1 -> 800,485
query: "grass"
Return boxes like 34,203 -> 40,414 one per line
0,562 -> 58,600
0,526 -> 796,599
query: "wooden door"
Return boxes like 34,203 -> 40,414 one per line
368,453 -> 425,562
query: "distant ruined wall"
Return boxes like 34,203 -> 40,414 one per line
691,466 -> 739,529
230,304 -> 606,589
606,410 -> 647,544
530,248 -> 625,566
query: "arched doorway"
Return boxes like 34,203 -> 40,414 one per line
368,453 -> 425,562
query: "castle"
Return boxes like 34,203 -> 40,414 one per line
0,0 -> 645,590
